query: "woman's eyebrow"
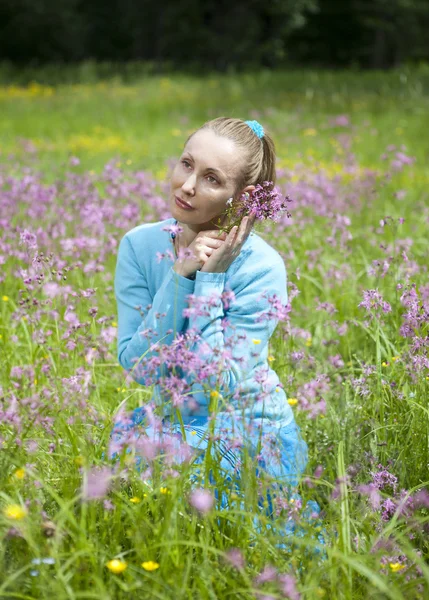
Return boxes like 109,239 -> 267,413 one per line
185,152 -> 226,177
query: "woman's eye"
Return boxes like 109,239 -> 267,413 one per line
182,160 -> 191,169
207,175 -> 218,184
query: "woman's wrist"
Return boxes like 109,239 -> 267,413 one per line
173,264 -> 197,279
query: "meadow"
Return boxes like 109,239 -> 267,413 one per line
0,65 -> 429,599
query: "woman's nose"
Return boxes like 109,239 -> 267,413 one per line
182,173 -> 196,194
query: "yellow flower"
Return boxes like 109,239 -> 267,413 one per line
74,456 -> 84,466
2,296 -> 9,301
267,355 -> 275,362
303,128 -> 318,136
305,337 -> 312,347
391,356 -> 400,362
106,559 -> 127,574
191,430 -> 197,435
288,398 -> 298,406
381,361 -> 389,367
130,496 -> 141,504
160,487 -> 170,495
210,391 -> 220,399
141,560 -> 160,571
3,504 -> 27,520
389,562 -> 405,572
112,321 -> 117,327
14,468 -> 25,480
252,339 -> 261,344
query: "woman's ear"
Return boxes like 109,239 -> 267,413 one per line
240,185 -> 256,197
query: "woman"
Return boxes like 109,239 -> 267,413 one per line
111,117 -> 323,546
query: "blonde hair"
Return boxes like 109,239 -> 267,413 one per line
185,117 -> 276,196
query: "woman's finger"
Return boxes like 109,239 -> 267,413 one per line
236,217 -> 250,245
228,226 -> 238,244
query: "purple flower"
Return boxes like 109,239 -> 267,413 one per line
82,466 -> 113,500
224,548 -> 244,570
358,289 -> 392,319
357,483 -> 381,510
189,489 -> 215,514
223,181 -> 292,230
254,564 -> 277,584
412,489 -> 429,509
371,466 -> 398,494
278,573 -> 301,600
381,498 -> 397,521
19,229 -> 38,250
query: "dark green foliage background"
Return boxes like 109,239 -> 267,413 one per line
0,0 -> 428,71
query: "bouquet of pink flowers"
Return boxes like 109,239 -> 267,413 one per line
217,181 -> 292,233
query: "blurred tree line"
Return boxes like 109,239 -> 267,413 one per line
0,0 -> 428,70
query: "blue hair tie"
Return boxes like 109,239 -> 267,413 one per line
245,120 -> 264,139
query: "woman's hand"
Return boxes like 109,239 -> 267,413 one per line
173,229 -> 228,278
200,214 -> 256,274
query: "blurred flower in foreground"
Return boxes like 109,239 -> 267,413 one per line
82,466 -> 113,500
106,559 -> 127,574
14,468 -> 26,480
278,573 -> 301,599
141,560 -> 160,571
189,489 -> 215,514
224,548 -> 244,570
3,504 -> 27,520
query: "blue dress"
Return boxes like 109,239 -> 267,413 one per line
112,218 -> 326,555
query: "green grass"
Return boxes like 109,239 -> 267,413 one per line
0,67 -> 428,599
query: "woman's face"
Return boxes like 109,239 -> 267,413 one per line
170,129 -> 245,229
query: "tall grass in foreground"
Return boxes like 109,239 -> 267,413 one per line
0,72 -> 429,598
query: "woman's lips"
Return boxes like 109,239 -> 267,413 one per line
175,196 -> 195,210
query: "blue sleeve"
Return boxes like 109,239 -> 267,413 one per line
114,234 -> 195,384
182,259 -> 288,397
